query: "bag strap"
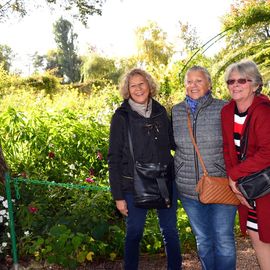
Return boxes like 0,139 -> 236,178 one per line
120,112 -> 135,161
126,121 -> 135,162
186,108 -> 209,176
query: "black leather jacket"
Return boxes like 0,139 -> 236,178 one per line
108,99 -> 175,200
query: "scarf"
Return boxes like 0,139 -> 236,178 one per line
128,98 -> 152,118
186,91 -> 211,114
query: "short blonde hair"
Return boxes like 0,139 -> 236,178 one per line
119,68 -> 158,99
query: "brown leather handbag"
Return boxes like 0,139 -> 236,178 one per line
187,109 -> 240,205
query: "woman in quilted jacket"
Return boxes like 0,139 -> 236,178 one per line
172,66 -> 237,270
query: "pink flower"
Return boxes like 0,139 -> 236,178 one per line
48,151 -> 55,159
97,151 -> 103,160
28,206 -> 38,214
85,177 -> 95,183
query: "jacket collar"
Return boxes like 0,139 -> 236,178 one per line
117,98 -> 164,118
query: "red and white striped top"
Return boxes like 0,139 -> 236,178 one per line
234,107 -> 258,232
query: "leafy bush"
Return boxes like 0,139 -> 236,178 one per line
23,72 -> 61,95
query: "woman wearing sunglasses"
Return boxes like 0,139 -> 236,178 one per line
221,59 -> 270,269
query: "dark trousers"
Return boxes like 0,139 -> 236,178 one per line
124,186 -> 182,270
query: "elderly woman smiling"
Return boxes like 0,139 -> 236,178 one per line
172,66 -> 237,270
221,60 -> 270,270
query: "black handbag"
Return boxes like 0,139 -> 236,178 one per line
237,115 -> 270,201
238,167 -> 270,200
125,113 -> 172,209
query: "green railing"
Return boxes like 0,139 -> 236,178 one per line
4,173 -> 110,269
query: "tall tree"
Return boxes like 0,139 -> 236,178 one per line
135,21 -> 173,67
135,21 -> 173,81
0,44 -> 13,72
0,0 -> 105,25
32,51 -> 45,73
52,17 -> 81,83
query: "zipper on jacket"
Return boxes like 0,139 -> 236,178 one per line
192,116 -> 200,184
192,106 -> 204,184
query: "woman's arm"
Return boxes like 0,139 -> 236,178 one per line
108,112 -> 125,200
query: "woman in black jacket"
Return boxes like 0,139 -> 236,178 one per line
108,68 -> 181,270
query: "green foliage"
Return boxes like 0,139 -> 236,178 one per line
0,101 -> 109,183
52,17 -> 81,83
178,21 -> 201,52
0,66 -> 24,96
177,202 -> 196,252
135,21 -> 173,71
215,0 -> 270,85
222,0 -> 270,32
0,0 -> 104,25
23,71 -> 61,95
0,82 -> 125,264
82,53 -> 122,84
0,44 -> 13,72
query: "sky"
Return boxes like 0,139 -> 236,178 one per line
0,0 -> 234,75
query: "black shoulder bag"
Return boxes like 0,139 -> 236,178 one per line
237,116 -> 270,201
124,113 -> 172,209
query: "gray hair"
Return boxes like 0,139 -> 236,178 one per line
119,68 -> 158,99
224,59 -> 263,95
184,65 -> 212,89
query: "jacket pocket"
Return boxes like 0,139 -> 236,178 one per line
214,163 -> 226,174
175,162 -> 184,175
122,175 -> 133,180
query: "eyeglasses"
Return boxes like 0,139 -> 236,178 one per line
226,78 -> 252,85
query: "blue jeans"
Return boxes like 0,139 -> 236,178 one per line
180,196 -> 237,270
124,188 -> 182,270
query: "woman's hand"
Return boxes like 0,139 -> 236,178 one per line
229,177 -> 253,209
235,193 -> 253,209
229,177 -> 242,195
116,200 -> 128,216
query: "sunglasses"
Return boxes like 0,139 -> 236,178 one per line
226,78 -> 252,85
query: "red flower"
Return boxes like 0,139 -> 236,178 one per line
28,206 -> 38,214
97,151 -> 103,160
48,152 -> 55,159
85,177 -> 95,183
21,172 -> 27,178
89,168 -> 95,176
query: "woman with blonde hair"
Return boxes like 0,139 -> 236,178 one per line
108,68 -> 182,270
